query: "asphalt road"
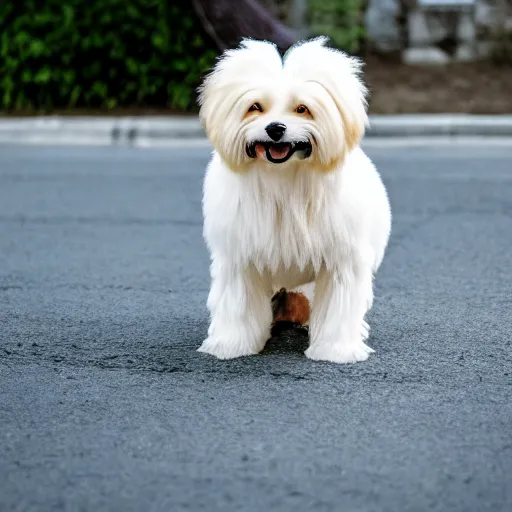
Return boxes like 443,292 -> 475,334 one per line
1,142 -> 511,512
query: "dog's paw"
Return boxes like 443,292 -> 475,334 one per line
197,337 -> 262,360
305,340 -> 374,364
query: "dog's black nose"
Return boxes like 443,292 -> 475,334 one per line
265,122 -> 286,142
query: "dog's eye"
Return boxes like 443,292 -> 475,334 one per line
248,103 -> 263,113
296,105 -> 310,115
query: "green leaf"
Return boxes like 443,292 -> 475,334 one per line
3,89 -> 12,108
92,81 -> 108,98
14,31 -> 31,46
69,86 -> 81,106
126,57 -> 138,74
34,67 -> 51,84
173,60 -> 188,72
152,33 -> 166,50
62,4 -> 74,26
29,40 -> 46,57
63,70 -> 75,84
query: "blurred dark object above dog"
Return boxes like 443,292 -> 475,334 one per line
192,0 -> 295,52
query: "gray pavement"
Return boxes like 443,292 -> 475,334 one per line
1,143 -> 511,512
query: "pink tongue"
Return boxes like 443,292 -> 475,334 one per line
269,145 -> 290,160
256,144 -> 267,159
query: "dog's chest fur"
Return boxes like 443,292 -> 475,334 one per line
205,162 -> 355,285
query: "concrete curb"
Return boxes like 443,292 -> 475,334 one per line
368,115 -> 512,137
0,117 -> 205,146
1,115 -> 511,145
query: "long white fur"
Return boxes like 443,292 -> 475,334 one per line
197,38 -> 391,363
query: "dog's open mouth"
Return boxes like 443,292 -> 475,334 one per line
246,140 -> 312,164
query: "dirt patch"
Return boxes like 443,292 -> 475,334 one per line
365,56 -> 512,114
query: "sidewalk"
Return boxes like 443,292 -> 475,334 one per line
1,115 -> 512,146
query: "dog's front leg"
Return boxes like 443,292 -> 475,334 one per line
305,260 -> 374,364
198,261 -> 272,359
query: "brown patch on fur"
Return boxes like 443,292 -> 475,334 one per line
343,118 -> 364,152
271,288 -> 311,326
315,153 -> 346,174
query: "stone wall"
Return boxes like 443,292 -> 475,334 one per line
365,0 -> 512,62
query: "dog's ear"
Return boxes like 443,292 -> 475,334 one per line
197,39 -> 282,138
284,38 -> 369,151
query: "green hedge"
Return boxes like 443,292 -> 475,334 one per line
308,0 -> 366,54
0,1 -> 217,111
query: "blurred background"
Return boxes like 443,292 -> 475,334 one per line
1,0 -> 511,116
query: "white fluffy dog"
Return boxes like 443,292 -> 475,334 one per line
197,37 -> 391,363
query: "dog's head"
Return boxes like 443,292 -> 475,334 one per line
198,37 -> 368,173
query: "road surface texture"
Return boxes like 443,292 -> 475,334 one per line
1,142 -> 511,512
